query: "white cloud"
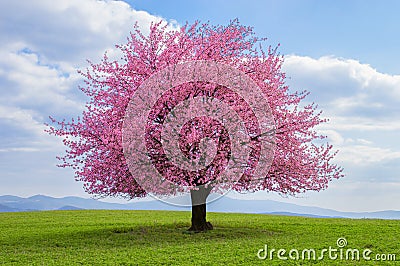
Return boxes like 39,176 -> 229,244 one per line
0,147 -> 41,153
0,0 -> 177,65
0,105 -> 63,152
0,105 -> 45,135
283,55 -> 400,112
283,55 -> 400,176
354,138 -> 373,145
337,145 -> 400,165
318,129 -> 344,145
0,0 -> 174,153
0,47 -> 84,114
0,0 -> 177,116
317,128 -> 400,165
282,54 -> 400,136
319,116 -> 400,131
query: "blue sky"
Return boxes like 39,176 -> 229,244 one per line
129,0 -> 400,75
0,0 -> 399,212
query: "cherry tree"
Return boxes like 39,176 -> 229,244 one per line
47,20 -> 343,232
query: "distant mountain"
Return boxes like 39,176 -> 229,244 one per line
1,194 -> 399,220
0,195 -> 132,211
57,205 -> 84,211
208,197 -> 400,219
267,212 -> 342,218
0,203 -> 21,212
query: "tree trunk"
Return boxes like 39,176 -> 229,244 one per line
188,185 -> 213,232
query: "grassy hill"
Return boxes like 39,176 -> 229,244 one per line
0,210 -> 398,265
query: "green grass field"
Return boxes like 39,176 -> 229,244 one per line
0,210 -> 399,265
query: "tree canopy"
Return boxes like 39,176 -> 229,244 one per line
47,20 -> 343,202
